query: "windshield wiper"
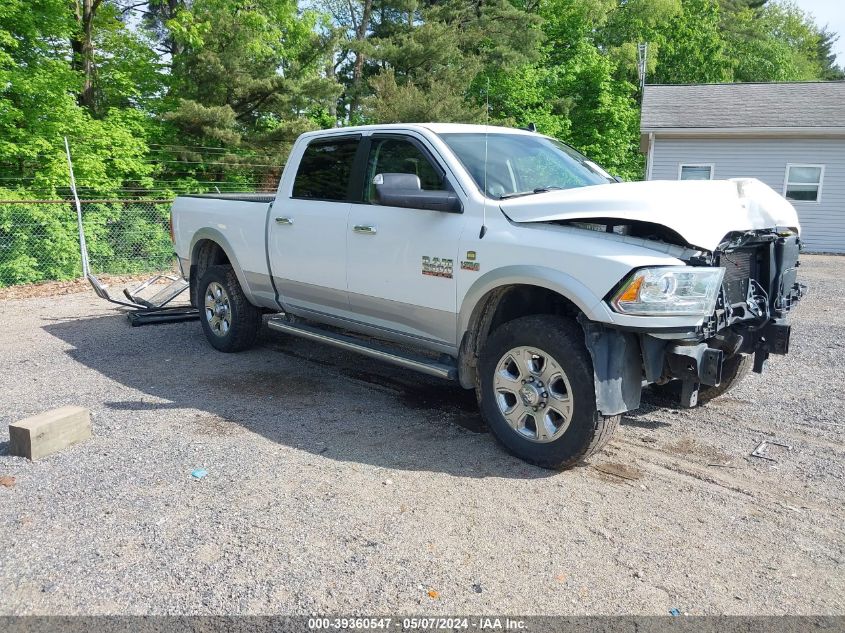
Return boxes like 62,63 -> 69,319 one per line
498,191 -> 534,200
498,186 -> 564,200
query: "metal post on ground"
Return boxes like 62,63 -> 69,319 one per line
64,137 -> 89,277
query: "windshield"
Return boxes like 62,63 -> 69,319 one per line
439,132 -> 614,199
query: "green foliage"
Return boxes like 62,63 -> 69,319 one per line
727,2 -> 829,81
652,0 -> 734,83
0,0 -> 843,284
362,0 -> 542,123
164,0 -> 339,152
0,200 -> 174,285
0,202 -> 81,285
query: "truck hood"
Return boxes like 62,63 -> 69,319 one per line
498,178 -> 800,251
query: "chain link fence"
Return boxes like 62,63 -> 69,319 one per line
0,199 -> 176,287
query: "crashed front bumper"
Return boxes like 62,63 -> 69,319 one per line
583,232 -> 803,414
582,317 -> 795,414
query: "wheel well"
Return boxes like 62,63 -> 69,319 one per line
458,284 -> 582,389
190,240 -> 231,307
488,285 -> 579,332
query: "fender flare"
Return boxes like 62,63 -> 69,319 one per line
190,228 -> 258,305
457,264 -> 604,340
455,265 -> 605,389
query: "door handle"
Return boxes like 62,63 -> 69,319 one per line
353,225 -> 377,235
275,217 -> 294,225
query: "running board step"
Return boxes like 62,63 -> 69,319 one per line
267,318 -> 457,381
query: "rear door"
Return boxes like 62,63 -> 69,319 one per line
346,133 -> 467,348
269,135 -> 360,317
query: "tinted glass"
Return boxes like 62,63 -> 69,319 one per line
292,138 -> 359,201
439,133 -> 611,198
365,138 -> 444,202
680,165 -> 712,180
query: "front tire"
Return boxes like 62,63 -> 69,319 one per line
198,265 -> 262,353
477,315 -> 620,470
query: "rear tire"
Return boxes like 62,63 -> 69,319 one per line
477,315 -> 620,470
198,265 -> 262,353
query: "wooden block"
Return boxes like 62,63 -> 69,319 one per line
9,406 -> 91,461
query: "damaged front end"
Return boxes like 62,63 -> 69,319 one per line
581,228 -> 804,413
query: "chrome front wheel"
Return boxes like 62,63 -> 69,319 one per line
493,345 -> 574,443
478,315 -> 620,469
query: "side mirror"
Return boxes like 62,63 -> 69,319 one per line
612,174 -> 624,183
373,173 -> 462,213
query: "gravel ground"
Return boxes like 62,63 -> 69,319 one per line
0,255 -> 843,616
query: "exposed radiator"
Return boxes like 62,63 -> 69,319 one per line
720,248 -> 758,306
721,249 -> 755,283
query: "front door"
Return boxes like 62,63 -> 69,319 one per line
346,134 -> 467,348
268,135 -> 359,317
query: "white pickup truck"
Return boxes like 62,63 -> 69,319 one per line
171,123 -> 803,469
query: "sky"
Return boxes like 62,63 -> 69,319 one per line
795,0 -> 845,66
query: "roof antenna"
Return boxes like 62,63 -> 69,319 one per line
479,77 -> 489,239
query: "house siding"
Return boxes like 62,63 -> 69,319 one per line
648,137 -> 845,253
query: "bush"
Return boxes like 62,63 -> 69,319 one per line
0,200 -> 174,287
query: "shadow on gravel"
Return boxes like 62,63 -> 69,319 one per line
619,414 -> 671,430
619,391 -> 677,429
44,313 -> 555,480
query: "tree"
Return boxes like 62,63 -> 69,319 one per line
362,0 -> 542,123
152,0 -> 341,189
816,28 -> 845,80
70,0 -> 103,113
164,0 -> 339,137
0,0 -> 153,195
2,0 -> 843,197
139,0 -> 187,61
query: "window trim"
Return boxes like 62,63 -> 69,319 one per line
678,163 -> 714,181
783,163 -> 825,204
290,133 -> 362,203
359,133 -> 459,211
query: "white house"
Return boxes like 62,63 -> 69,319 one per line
640,82 -> 845,253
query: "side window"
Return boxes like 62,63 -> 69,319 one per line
365,138 -> 445,202
679,164 -> 713,180
292,138 -> 359,201
784,164 -> 824,202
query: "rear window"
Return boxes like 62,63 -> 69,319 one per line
292,137 -> 359,201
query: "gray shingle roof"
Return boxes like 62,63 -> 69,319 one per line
641,82 -> 845,130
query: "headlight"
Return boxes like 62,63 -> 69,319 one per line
609,266 -> 725,316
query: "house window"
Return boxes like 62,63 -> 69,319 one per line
679,164 -> 713,180
784,164 -> 824,202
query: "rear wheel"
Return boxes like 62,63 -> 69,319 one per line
198,265 -> 262,353
477,315 -> 620,470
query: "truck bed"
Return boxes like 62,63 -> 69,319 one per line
171,193 -> 277,308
